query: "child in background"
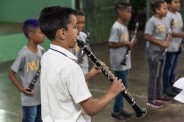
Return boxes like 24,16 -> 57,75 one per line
108,1 -> 135,121
144,0 -> 171,109
72,9 -> 89,74
8,19 -> 45,122
163,0 -> 184,95
71,9 -> 100,81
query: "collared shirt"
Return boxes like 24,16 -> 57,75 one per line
40,44 -> 91,122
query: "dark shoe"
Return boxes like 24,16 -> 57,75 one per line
157,96 -> 172,104
119,110 -> 134,118
146,100 -> 164,109
110,112 -> 129,121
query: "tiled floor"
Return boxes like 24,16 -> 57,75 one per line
0,32 -> 184,122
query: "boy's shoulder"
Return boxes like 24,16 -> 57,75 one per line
112,21 -> 127,30
79,32 -> 87,38
18,45 -> 29,56
113,21 -> 121,26
176,11 -> 182,18
147,16 -> 156,22
167,11 -> 182,17
78,32 -> 87,42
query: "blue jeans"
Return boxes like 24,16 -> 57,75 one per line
113,70 -> 128,113
22,105 -> 42,122
163,51 -> 180,93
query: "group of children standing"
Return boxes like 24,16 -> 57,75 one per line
145,0 -> 183,109
7,0 -> 183,121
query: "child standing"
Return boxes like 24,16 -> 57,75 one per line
163,0 -> 184,94
8,19 -> 45,122
71,10 -> 100,81
144,0 -> 171,109
108,2 -> 135,121
39,6 -> 124,122
72,10 -> 89,74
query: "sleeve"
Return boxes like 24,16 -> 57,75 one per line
66,65 -> 92,104
144,18 -> 154,35
109,26 -> 120,43
11,54 -> 25,73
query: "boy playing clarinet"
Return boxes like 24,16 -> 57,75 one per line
39,6 -> 125,122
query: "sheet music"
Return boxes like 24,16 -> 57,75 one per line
173,77 -> 184,89
174,90 -> 184,103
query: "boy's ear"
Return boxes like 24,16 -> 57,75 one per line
28,32 -> 34,39
59,29 -> 66,40
155,8 -> 159,13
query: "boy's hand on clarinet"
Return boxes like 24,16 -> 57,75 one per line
21,88 -> 33,96
125,41 -> 132,47
126,39 -> 136,48
88,65 -> 101,77
161,40 -> 170,48
167,34 -> 172,42
108,78 -> 125,97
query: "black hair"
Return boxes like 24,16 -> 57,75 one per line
151,0 -> 166,14
39,6 -> 76,40
165,0 -> 172,4
76,9 -> 84,16
115,1 -> 131,16
23,19 -> 39,38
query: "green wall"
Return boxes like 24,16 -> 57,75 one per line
0,0 -> 75,62
0,0 -> 75,23
0,34 -> 50,62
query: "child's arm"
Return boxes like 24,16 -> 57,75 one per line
172,32 -> 184,38
80,78 -> 124,116
144,34 -> 170,48
8,69 -> 33,96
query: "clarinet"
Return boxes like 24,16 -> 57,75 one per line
78,31 -> 90,65
27,65 -> 41,91
121,22 -> 139,65
77,39 -> 147,118
164,19 -> 173,54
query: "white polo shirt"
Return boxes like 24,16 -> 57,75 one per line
40,44 -> 92,122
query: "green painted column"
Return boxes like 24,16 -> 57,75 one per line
146,0 -> 151,19
180,0 -> 184,20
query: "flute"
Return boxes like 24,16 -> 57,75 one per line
77,39 -> 147,118
27,65 -> 41,91
121,22 -> 139,65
